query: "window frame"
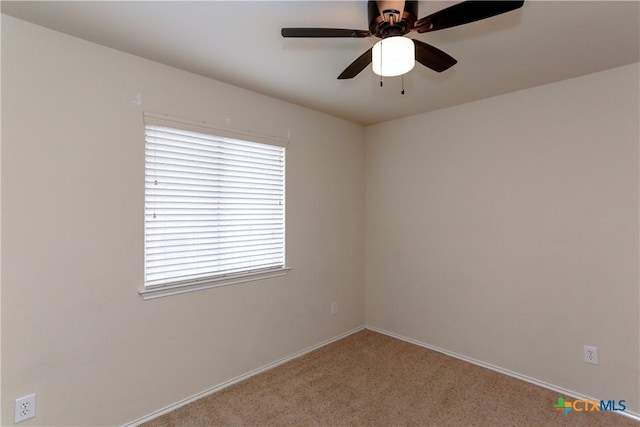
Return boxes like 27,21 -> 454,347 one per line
139,112 -> 289,300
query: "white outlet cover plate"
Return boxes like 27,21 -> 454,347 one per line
14,394 -> 36,423
584,345 -> 599,365
331,302 -> 338,315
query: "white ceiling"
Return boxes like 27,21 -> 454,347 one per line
2,1 -> 639,125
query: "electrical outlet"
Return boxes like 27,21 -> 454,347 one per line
584,345 -> 599,365
331,302 -> 338,315
14,394 -> 36,423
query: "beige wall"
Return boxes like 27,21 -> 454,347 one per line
1,15 -> 365,426
366,63 -> 640,413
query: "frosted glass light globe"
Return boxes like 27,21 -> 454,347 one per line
372,36 -> 415,77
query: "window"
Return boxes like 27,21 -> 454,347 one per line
141,113 -> 287,299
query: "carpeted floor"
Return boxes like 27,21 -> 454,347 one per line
143,329 -> 638,426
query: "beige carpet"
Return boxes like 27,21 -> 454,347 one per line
143,329 -> 638,426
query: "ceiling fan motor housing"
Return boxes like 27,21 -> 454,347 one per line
368,0 -> 418,38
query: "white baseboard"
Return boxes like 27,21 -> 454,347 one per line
123,325 -> 366,427
366,325 -> 640,422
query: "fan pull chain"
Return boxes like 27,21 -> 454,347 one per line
380,40 -> 383,87
401,74 -> 405,95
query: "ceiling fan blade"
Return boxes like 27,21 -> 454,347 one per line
414,1 -> 524,33
338,48 -> 373,79
281,28 -> 371,38
413,40 -> 457,72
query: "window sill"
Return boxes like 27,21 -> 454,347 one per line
139,267 -> 291,300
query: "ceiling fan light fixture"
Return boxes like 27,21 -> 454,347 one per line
372,36 -> 415,77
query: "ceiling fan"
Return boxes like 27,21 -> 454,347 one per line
281,1 -> 524,79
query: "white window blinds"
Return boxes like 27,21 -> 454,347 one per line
144,114 -> 286,288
